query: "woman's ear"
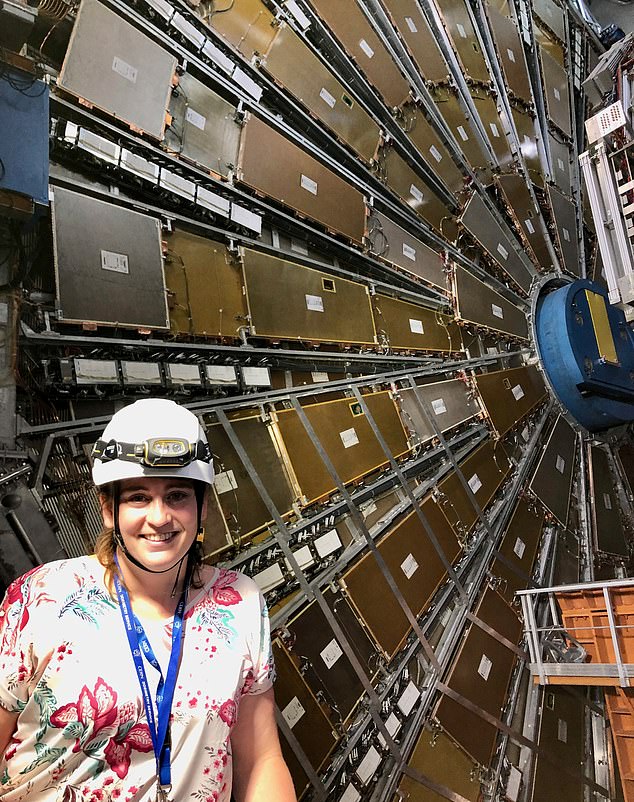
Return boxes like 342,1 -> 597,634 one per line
99,493 -> 114,529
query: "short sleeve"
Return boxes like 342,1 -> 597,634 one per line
242,582 -> 276,697
0,568 -> 40,713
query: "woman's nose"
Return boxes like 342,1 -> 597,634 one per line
145,498 -> 171,526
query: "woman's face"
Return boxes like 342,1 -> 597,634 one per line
101,477 -> 204,573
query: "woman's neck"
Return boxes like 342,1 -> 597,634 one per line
115,548 -> 188,618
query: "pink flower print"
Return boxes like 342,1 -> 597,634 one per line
218,699 -> 237,727
104,723 -> 153,778
212,572 -> 242,607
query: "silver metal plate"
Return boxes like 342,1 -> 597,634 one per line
453,266 -> 529,340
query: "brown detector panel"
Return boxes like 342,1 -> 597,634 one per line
164,228 -> 247,339
435,588 -> 522,767
539,47 -> 572,138
238,114 -> 366,244
533,0 -> 567,43
342,495 -> 462,659
531,688 -> 586,802
393,727 -> 480,802
273,641 -> 339,800
529,414 -> 577,527
486,4 -> 533,106
548,129 -> 573,198
308,0 -> 410,108
274,391 -> 410,505
397,377 -> 480,446
491,496 -> 545,601
436,0 -> 490,84
365,210 -> 447,292
242,248 -> 376,346
546,184 -> 581,277
263,24 -> 381,165
475,364 -> 547,437
381,0 -> 449,83
494,174 -> 554,271
617,444 -> 634,497
204,409 -> 295,542
437,439 -> 513,536
469,87 -> 514,173
453,266 -> 529,340
372,294 -> 462,353
208,0 -> 277,60
430,86 -> 493,179
511,106 -> 544,186
588,445 -> 628,557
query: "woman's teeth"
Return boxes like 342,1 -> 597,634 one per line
143,532 -> 176,542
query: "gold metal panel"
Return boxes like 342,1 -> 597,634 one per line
436,0 -> 490,83
486,4 -> 533,105
398,377 -> 480,445
200,487 -> 233,560
533,0 -> 566,43
459,193 -> 533,293
343,495 -> 461,658
494,174 -> 554,271
164,228 -> 247,338
469,87 -> 514,173
586,291 -> 618,363
430,86 -> 493,180
275,391 -> 410,505
242,248 -> 376,345
437,439 -> 512,535
263,24 -> 381,164
453,266 -> 529,339
366,210 -> 447,291
238,114 -> 366,244
539,47 -> 572,138
534,23 -> 566,67
381,0 -> 449,83
372,294 -> 463,353
548,129 -> 573,197
208,0 -> 277,60
511,107 -> 544,186
589,445 -> 628,557
308,0 -> 410,108
491,496 -> 545,600
475,365 -> 547,437
529,414 -> 577,527
546,184 -> 580,277
380,146 -> 453,234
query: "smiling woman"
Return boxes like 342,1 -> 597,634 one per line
0,399 -> 297,802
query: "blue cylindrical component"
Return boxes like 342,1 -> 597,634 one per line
535,279 -> 634,431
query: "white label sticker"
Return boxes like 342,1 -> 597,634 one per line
359,38 -> 375,58
320,638 -> 343,669
557,158 -> 565,171
514,537 -> 526,559
524,134 -> 532,148
432,398 -> 447,415
319,87 -> 336,108
300,174 -> 318,195
490,122 -> 500,138
558,718 -> 568,743
340,427 -> 359,448
402,243 -> 417,261
478,653 -> 493,681
409,184 -> 424,203
100,249 -> 129,274
603,493 -> 613,510
356,746 -> 381,785
429,145 -> 443,163
457,125 -> 469,141
512,384 -> 525,400
456,22 -> 467,37
469,473 -> 482,493
525,218 -> 535,234
378,712 -> 402,746
112,56 -> 137,83
311,371 -> 329,383
397,681 -> 419,715
401,553 -> 419,579
487,347 -> 498,355
215,469 -> 238,494
409,318 -> 424,334
553,87 -> 561,101
405,16 -> 418,32
521,426 -> 530,442
507,47 -> 516,62
314,529 -> 342,558
556,455 -> 566,473
497,243 -> 509,260
185,107 -> 207,131
305,294 -> 324,312
282,697 -> 305,729
491,303 -> 504,319
562,228 -> 570,242
340,786 -> 361,802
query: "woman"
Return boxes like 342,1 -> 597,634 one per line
0,399 -> 297,802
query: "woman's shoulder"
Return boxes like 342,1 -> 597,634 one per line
197,565 -> 263,605
5,555 -> 105,601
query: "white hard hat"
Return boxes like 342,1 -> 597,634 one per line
91,399 -> 214,487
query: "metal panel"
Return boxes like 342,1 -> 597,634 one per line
459,193 -> 533,293
200,488 -> 233,559
372,294 -> 462,353
486,4 -> 533,105
238,114 -> 366,243
495,174 -> 554,271
164,228 -> 247,338
546,185 -> 580,277
58,0 -> 176,140
548,129 -> 573,197
511,106 -> 544,186
395,728 -> 480,801
533,0 -> 567,43
529,414 -> 577,527
165,72 -> 240,177
617,445 -> 634,498
430,86 -> 492,178
52,188 -> 168,330
552,528 -> 580,584
208,0 -> 277,60
539,47 -> 572,138
436,0 -> 490,83
491,497 -> 545,600
308,0 -> 411,108
397,377 -> 480,445
243,248 -> 376,345
437,439 -> 513,535
381,0 -> 449,83
274,391 -> 410,505
469,87 -> 514,173
534,24 -> 566,67
589,445 -> 628,557
365,210 -> 447,291
453,266 -> 529,339
263,24 -> 381,164
475,365 -> 547,437
531,688 -> 585,802
343,495 -> 462,658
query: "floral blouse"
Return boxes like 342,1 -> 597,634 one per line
0,556 -> 275,802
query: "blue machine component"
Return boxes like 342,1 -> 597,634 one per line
535,279 -> 634,431
0,67 -> 49,207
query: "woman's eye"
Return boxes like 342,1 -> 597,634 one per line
168,492 -> 189,503
123,494 -> 148,504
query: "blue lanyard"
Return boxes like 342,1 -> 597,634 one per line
113,555 -> 191,791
